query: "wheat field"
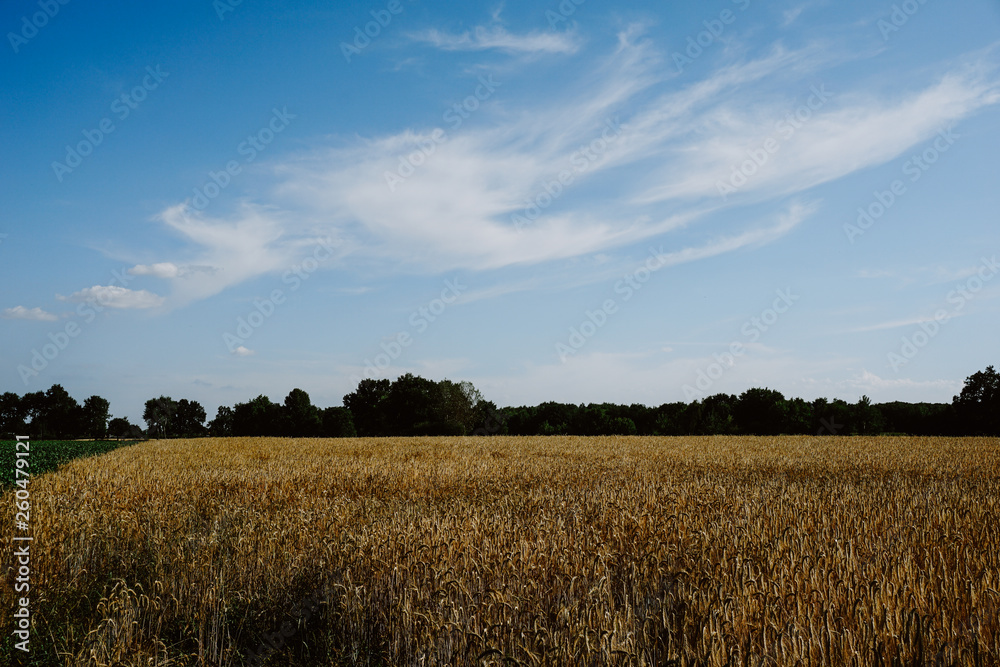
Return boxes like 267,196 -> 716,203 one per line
2,435 -> 998,666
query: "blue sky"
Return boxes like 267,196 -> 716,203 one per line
2,0 -> 999,424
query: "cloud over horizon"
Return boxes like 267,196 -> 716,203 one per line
124,36 -> 1000,306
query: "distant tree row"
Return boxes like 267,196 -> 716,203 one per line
1,365 -> 996,439
205,389 -> 356,438
493,367 -> 998,437
495,393 -> 951,437
0,384 -> 139,440
343,374 -> 499,436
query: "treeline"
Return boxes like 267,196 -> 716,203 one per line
497,393 -> 959,436
0,385 -> 138,440
500,370 -> 999,437
1,366 -> 997,440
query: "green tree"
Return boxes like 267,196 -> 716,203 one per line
143,396 -> 178,438
608,416 -> 638,435
174,399 -> 207,437
343,379 -> 391,436
734,388 -> 789,435
108,417 -> 141,439
82,395 -> 111,439
383,374 -> 440,435
0,392 -> 26,437
20,391 -> 46,433
321,406 -> 357,437
436,379 -> 484,435
40,385 -> 84,438
283,388 -> 322,437
854,395 -> 884,435
208,406 -> 234,437
954,365 -> 1000,435
232,395 -> 282,436
699,394 -> 738,434
471,400 -> 506,436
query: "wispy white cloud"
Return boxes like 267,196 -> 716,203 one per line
845,314 -> 964,334
233,346 -> 255,357
632,58 -> 1000,205
58,286 -> 165,310
143,204 -> 348,308
129,262 -> 182,278
842,369 -> 960,394
781,1 -> 829,28
409,25 -> 581,55
782,7 -> 806,27
138,36 -> 999,309
2,305 -> 58,321
128,262 -> 219,279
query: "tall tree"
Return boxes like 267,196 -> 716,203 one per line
383,374 -> 440,435
143,396 -> 178,439
437,379 -> 482,435
20,391 -> 46,436
0,392 -> 26,437
108,417 -> 142,439
343,379 -> 391,437
208,406 -> 234,437
82,395 -> 111,439
232,395 -> 282,436
471,400 -> 506,436
734,388 -> 789,435
854,395 -> 884,435
174,399 -> 207,437
283,388 -> 322,437
42,384 -> 84,438
954,365 -> 1000,435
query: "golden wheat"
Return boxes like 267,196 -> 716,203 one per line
2,435 -> 998,666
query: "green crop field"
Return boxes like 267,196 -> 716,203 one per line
0,440 -> 140,489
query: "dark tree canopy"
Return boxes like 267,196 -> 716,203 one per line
143,396 -> 178,439
108,417 -> 141,439
208,406 -> 235,437
82,395 -> 111,439
954,365 -> 1000,435
1,385 -> 131,440
174,399 -> 208,438
283,388 -> 322,437
232,395 -> 282,437
343,379 -> 391,437
4,365 -> 998,440
321,406 -> 357,438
